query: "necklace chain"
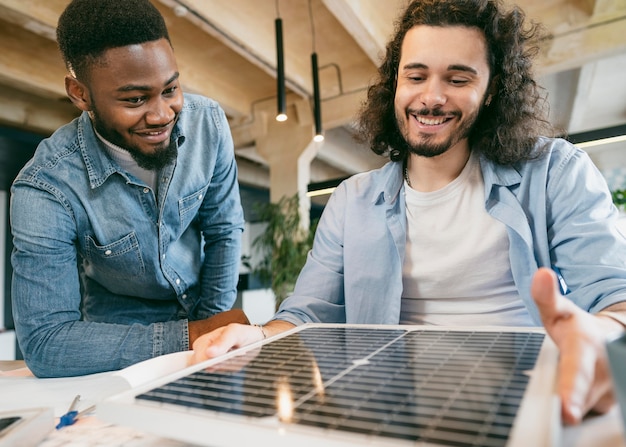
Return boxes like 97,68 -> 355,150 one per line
404,165 -> 412,187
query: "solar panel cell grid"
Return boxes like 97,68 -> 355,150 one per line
136,327 -> 545,447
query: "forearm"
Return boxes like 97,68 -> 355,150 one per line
255,319 -> 297,340
596,302 -> 626,335
196,233 -> 242,317
18,319 -> 187,378
196,127 -> 244,317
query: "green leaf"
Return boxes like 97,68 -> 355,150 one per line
249,194 -> 319,309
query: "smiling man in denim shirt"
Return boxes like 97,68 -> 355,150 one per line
9,0 -> 247,377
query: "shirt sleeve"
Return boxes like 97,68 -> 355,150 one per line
192,105 -> 245,319
543,144 -> 626,313
274,182 -> 349,326
10,183 -> 189,378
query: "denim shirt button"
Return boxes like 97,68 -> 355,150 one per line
104,249 -> 112,256
162,254 -> 166,260
197,194 -> 203,201
175,278 -> 181,285
143,188 -> 149,194
182,294 -> 187,300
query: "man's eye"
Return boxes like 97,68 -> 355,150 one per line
125,96 -> 145,104
164,86 -> 178,95
450,78 -> 470,85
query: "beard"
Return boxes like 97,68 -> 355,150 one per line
90,108 -> 178,171
122,139 -> 178,171
395,106 -> 479,158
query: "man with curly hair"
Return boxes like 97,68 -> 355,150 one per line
193,0 -> 626,425
9,0 -> 248,377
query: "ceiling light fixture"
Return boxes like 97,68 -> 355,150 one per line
275,0 -> 287,122
566,125 -> 626,153
309,0 -> 324,142
575,134 -> 626,150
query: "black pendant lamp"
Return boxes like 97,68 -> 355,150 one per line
275,3 -> 287,122
308,0 -> 323,141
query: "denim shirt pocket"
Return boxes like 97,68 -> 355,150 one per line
84,232 -> 145,279
178,186 -> 208,229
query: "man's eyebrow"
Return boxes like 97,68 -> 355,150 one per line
400,62 -> 478,75
401,62 -> 428,71
447,64 -> 478,74
116,72 -> 180,93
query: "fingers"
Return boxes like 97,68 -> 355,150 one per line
189,323 -> 262,366
555,334 -> 592,424
531,267 -> 614,424
531,268 -> 572,328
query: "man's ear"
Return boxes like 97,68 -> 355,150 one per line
486,75 -> 500,106
65,75 -> 91,112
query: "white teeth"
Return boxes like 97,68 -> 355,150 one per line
415,116 -> 446,125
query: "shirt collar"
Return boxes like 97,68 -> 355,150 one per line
77,112 -> 185,189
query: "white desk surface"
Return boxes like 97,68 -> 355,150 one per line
2,355 -> 624,447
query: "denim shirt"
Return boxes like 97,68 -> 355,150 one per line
10,93 -> 244,377
275,137 -> 626,326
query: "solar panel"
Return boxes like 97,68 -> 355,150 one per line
99,324 -> 560,447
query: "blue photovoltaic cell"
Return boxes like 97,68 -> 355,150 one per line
137,327 -> 544,447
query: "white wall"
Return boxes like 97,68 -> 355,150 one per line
0,190 -> 6,330
240,221 -> 267,275
585,141 -> 626,191
0,190 -> 14,360
239,221 -> 276,324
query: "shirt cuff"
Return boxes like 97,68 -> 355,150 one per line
153,319 -> 189,357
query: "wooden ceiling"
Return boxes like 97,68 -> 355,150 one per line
1,0 -> 625,191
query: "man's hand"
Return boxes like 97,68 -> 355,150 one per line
190,319 -> 296,365
188,309 -> 250,347
531,267 -> 624,425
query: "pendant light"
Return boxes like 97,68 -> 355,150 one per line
309,0 -> 323,141
275,1 -> 287,122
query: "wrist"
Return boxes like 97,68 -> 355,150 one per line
596,310 -> 626,336
254,324 -> 267,341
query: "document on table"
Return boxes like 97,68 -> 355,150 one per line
0,351 -> 193,447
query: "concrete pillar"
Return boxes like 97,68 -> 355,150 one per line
255,99 -> 320,228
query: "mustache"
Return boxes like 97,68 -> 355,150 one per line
143,116 -> 178,131
408,107 -> 460,118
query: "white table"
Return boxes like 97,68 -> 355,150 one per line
2,356 -> 624,447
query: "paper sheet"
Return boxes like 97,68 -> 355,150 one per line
0,351 -> 191,417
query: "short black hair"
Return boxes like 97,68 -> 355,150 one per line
57,0 -> 171,81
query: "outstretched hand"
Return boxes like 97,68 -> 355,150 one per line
531,267 -> 617,424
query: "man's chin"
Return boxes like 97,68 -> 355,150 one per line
406,141 -> 450,158
129,143 -> 178,170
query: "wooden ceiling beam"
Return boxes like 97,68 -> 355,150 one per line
0,18 -> 67,100
321,0 -> 399,65
535,2 -> 626,75
0,83 -> 78,136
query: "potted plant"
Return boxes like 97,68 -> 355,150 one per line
246,194 -> 318,310
612,189 -> 626,213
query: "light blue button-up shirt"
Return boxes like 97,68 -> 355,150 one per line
10,93 -> 244,377
275,137 -> 626,326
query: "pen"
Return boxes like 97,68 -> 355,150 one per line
56,394 -> 96,429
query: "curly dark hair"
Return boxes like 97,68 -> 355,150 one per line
56,0 -> 171,82
356,0 -> 556,165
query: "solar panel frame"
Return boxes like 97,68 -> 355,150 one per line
99,324 -> 561,447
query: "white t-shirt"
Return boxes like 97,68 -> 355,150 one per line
94,128 -> 158,191
401,152 -> 533,326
